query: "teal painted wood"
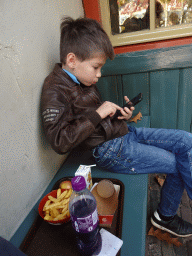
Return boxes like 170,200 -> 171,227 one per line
10,209 -> 38,248
122,73 -> 150,116
116,75 -> 124,107
150,70 -> 179,129
101,44 -> 192,76
100,45 -> 192,132
177,68 -> 192,132
96,75 -> 124,106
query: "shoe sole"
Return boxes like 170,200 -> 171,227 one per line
151,217 -> 192,238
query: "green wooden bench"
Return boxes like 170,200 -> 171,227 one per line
11,44 -> 192,256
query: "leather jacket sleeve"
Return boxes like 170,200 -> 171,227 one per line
41,87 -> 102,154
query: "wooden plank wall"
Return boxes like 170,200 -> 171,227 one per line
97,44 -> 192,133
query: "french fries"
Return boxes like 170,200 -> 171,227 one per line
43,188 -> 72,221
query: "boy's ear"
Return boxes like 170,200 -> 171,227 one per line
66,53 -> 78,69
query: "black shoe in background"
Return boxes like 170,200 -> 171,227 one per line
151,211 -> 192,237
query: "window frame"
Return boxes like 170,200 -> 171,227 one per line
99,0 -> 192,47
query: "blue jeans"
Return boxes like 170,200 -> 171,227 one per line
92,126 -> 192,217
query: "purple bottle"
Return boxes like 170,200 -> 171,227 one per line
69,176 -> 102,256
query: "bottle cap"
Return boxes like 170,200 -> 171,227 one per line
72,176 -> 86,191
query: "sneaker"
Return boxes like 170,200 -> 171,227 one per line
151,211 -> 192,237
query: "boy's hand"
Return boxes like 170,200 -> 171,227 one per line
117,96 -> 134,120
96,101 -> 124,119
96,96 -> 134,120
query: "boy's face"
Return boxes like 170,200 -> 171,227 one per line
73,53 -> 107,86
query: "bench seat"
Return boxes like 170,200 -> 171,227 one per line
27,116 -> 149,255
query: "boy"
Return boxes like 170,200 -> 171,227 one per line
41,16 -> 192,237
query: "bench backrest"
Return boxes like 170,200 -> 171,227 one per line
97,44 -> 192,132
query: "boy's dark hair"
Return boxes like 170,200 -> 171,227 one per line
60,16 -> 115,64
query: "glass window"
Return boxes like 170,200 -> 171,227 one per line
111,0 -> 150,34
100,0 -> 192,46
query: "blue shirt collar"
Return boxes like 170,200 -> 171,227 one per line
63,69 -> 80,85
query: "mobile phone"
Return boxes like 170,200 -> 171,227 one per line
113,93 -> 143,118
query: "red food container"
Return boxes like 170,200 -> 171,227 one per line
38,189 -> 70,225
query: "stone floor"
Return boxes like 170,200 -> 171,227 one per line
145,174 -> 192,256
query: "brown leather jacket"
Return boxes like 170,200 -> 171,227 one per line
41,63 -> 128,154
